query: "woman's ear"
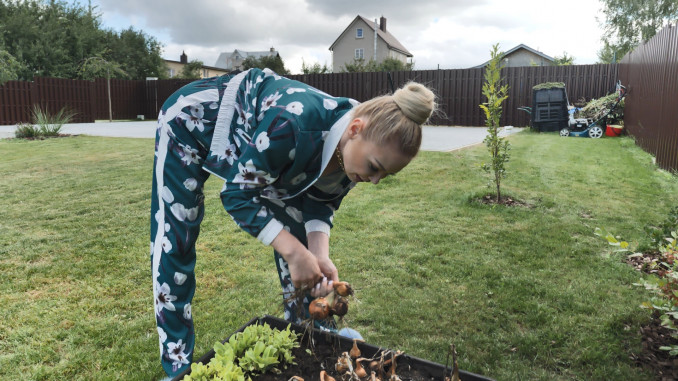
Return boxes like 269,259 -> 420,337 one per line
348,118 -> 365,137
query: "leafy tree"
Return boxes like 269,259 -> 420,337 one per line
0,0 -> 166,80
301,59 -> 331,74
479,44 -> 510,203
553,52 -> 575,65
598,0 -> 678,62
242,54 -> 289,75
179,60 -> 204,79
0,49 -> 25,84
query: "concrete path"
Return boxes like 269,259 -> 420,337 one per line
0,121 -> 522,152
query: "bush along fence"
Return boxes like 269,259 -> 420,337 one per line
1,65 -> 618,127
619,23 -> 678,173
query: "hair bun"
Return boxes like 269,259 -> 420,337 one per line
392,82 -> 436,125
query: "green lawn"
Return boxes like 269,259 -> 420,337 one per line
1,131 -> 676,380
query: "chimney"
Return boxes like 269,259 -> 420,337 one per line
380,16 -> 386,32
270,47 -> 275,52
180,51 -> 187,64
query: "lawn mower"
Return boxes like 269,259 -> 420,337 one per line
559,81 -> 627,138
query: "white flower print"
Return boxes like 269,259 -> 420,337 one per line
255,132 -> 270,152
180,104 -> 209,132
209,102 -> 218,110
155,282 -> 177,314
183,303 -> 192,320
286,101 -> 304,115
261,185 -> 288,200
321,131 -> 329,141
180,144 -> 200,166
278,257 -> 290,279
161,186 -> 174,203
171,203 -> 187,221
161,236 -> 172,253
183,178 -> 198,191
157,327 -> 167,354
261,92 -> 282,112
256,206 -> 268,218
234,160 -> 275,189
174,272 -> 187,285
215,141 -> 238,165
185,206 -> 198,221
235,103 -> 252,129
167,339 -> 190,367
285,206 -> 303,223
349,99 -> 360,107
263,68 -> 281,80
165,223 -> 170,232
286,88 -> 306,95
289,148 -> 296,160
290,172 -> 307,185
323,98 -> 338,110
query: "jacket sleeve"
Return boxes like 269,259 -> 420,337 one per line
300,186 -> 351,237
219,108 -> 298,245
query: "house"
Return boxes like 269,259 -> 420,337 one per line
473,44 -> 555,68
329,15 -> 413,73
214,48 -> 280,71
164,52 -> 230,79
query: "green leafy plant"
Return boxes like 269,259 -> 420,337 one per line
645,206 -> 678,247
479,43 -> 510,202
596,227 -> 678,356
30,105 -> 76,137
13,122 -> 40,139
183,323 -> 299,381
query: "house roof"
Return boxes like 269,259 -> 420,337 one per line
473,43 -> 555,68
329,15 -> 413,57
163,59 -> 229,73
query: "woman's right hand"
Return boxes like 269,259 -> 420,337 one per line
271,230 -> 323,289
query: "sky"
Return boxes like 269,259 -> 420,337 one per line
78,0 -> 607,74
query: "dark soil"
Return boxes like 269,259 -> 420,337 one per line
478,194 -> 532,208
624,251 -> 678,380
255,331 -> 445,381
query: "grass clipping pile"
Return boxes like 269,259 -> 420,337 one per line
181,281 -> 464,381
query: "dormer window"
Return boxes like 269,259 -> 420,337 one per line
356,28 -> 363,38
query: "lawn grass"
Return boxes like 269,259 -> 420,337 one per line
1,131 -> 676,380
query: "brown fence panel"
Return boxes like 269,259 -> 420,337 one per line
620,24 -> 678,173
32,77 -> 94,123
0,80 -> 32,125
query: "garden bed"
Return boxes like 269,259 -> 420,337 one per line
172,315 -> 493,381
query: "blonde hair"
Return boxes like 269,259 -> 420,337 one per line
353,82 -> 436,157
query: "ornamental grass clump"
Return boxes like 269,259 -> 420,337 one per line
30,105 -> 76,137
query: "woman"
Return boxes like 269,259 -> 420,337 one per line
150,68 -> 435,378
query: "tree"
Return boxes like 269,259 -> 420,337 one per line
340,57 -> 413,73
0,0 -> 166,80
598,0 -> 678,62
79,55 -> 128,122
0,49 -> 25,84
479,44 -> 510,203
179,60 -> 204,79
553,52 -> 575,65
242,54 -> 289,75
301,59 -> 331,74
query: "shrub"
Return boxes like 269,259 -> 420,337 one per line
14,122 -> 40,139
31,105 -> 76,137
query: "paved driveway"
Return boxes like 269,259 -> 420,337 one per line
0,122 -> 522,152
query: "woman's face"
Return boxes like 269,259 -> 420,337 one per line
341,120 -> 411,184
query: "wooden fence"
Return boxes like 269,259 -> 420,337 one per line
1,65 -> 619,127
619,24 -> 678,173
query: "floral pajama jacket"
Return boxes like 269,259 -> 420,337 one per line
150,68 -> 357,376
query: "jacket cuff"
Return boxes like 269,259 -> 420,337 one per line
257,218 -> 285,245
305,220 -> 331,237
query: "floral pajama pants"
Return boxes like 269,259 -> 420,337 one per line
150,87 -> 330,377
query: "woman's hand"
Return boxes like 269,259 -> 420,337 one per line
271,230 -> 323,289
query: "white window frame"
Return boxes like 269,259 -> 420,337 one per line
356,28 -> 363,38
169,68 -> 175,78
355,48 -> 364,60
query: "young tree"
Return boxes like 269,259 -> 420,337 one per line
598,0 -> 678,62
479,44 -> 510,203
79,55 -> 128,122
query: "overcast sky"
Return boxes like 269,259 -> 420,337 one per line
81,0 -> 607,74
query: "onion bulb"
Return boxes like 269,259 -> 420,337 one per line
333,281 -> 354,297
309,297 -> 330,320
